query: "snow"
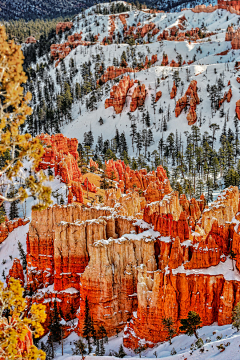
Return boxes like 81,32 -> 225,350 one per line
0,223 -> 29,283
50,323 -> 240,359
28,3 -> 240,160
172,258 -> 240,281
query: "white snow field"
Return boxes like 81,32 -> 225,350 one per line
29,2 -> 240,156
51,324 -> 240,359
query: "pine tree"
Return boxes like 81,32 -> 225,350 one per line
99,338 -> 105,356
48,300 -> 62,357
9,200 -> 19,220
179,311 -> 202,339
145,110 -> 151,127
83,297 -> 93,354
162,317 -> 177,345
99,324 -> 108,344
18,241 -> 27,270
72,338 -> 87,358
232,302 -> 240,332
117,344 -> 126,358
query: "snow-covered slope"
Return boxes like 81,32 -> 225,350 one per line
50,323 -> 240,359
27,2 -> 240,157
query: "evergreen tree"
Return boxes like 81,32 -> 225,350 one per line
9,199 -> 19,220
162,317 -> 177,345
232,302 -> 240,332
17,241 -> 27,270
72,338 -> 87,358
83,297 -> 94,354
179,311 -> 202,339
99,338 -> 105,356
224,168 -> 240,187
48,300 -> 62,346
146,111 -> 151,128
117,344 -> 126,358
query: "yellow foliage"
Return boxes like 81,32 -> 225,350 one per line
0,278 -> 46,360
0,25 -> 52,210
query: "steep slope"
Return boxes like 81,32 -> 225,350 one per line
24,1 -> 240,158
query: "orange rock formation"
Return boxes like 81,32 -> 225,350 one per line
130,84 -> 146,112
56,22 -> 73,34
175,80 -> 199,125
37,134 -> 83,203
7,258 -> 24,286
0,218 -> 29,244
105,75 -> 134,113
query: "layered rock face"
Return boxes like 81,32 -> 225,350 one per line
225,26 -> 240,49
97,66 -> 135,85
104,160 -> 171,202
130,84 -> 146,111
124,269 -> 240,348
7,258 -> 24,286
105,75 -> 134,113
175,80 -> 199,125
0,218 -> 29,244
200,186 -> 238,234
37,133 -> 84,203
56,22 -> 73,34
26,141 -> 240,349
27,201 -> 139,328
187,2 -> 240,14
78,235 -> 157,336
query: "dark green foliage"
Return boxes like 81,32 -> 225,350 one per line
72,338 -> 87,357
83,297 -> 95,354
48,300 -> 62,343
162,317 -> 177,344
179,311 -> 202,339
17,241 -> 27,270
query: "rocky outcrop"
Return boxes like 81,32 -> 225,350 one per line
51,32 -> 91,64
37,134 -> 83,203
7,258 -> 24,286
89,158 -> 98,169
0,218 -> 29,244
175,80 -> 199,125
219,87 -> 232,108
105,75 -> 134,113
124,268 -> 240,349
78,234 -> 157,336
56,22 -> 73,34
83,177 -> 97,193
155,91 -> 162,102
161,53 -> 169,66
184,235 -> 222,269
97,66 -> 135,85
130,84 -> 146,112
104,188 -> 143,217
200,186 -> 239,234
104,161 -> 171,201
236,100 -> 240,119
170,81 -> 177,99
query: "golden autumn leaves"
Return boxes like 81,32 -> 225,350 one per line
0,25 -> 52,210
0,278 -> 46,359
